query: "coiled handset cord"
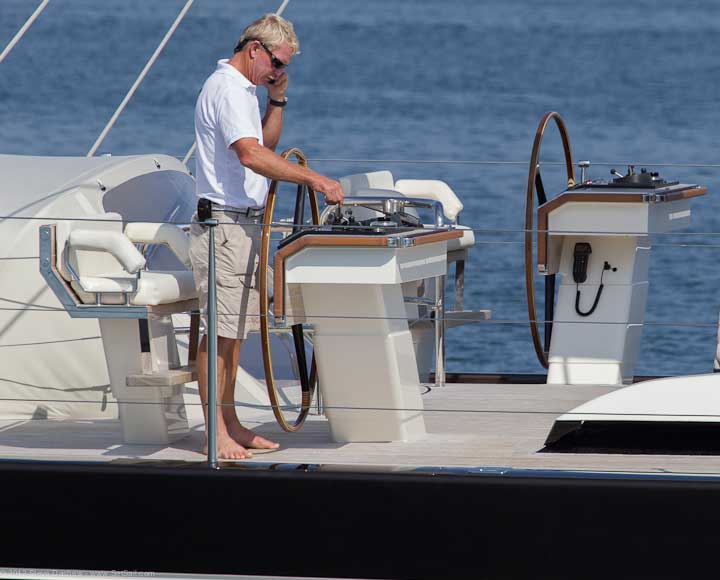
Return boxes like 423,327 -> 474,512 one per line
575,261 -> 614,317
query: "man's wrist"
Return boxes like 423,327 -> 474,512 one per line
268,96 -> 288,108
306,175 -> 321,193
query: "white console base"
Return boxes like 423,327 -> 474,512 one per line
547,235 -> 650,386
284,241 -> 450,442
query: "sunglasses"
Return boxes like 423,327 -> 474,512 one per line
234,38 -> 289,70
257,40 -> 288,70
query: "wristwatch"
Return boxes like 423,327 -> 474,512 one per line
268,96 -> 288,108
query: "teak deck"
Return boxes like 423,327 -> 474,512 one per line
3,381 -> 720,476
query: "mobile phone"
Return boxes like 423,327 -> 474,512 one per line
198,197 -> 212,222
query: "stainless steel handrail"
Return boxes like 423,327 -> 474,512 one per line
332,196 -> 446,227
434,275 -> 446,387
403,291 -> 447,388
62,249 -> 140,306
204,218 -> 219,468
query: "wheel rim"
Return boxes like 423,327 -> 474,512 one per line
258,147 -> 320,432
524,112 -> 575,369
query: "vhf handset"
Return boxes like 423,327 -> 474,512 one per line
572,242 -> 592,283
572,242 -> 607,317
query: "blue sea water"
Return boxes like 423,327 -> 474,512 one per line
2,0 -> 720,376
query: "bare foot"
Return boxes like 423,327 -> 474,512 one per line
227,422 -> 279,450
202,434 -> 253,460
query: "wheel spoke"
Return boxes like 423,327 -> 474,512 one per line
535,169 -> 547,205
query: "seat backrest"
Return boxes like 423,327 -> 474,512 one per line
339,171 -> 395,196
393,180 -> 463,222
55,212 -> 129,281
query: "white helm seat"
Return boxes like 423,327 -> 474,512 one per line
339,171 -> 464,222
57,212 -> 197,306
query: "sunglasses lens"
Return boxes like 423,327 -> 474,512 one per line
258,41 -> 287,70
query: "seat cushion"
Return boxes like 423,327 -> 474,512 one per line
132,271 -> 196,305
447,226 -> 475,252
73,271 -> 197,306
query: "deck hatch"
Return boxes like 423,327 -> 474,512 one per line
543,421 -> 720,455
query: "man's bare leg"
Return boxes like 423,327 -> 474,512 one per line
198,334 -> 253,459
223,338 -> 279,450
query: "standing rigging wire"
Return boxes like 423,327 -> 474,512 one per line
0,0 -> 50,66
275,0 -> 291,16
86,0 -> 195,157
181,0 -> 292,167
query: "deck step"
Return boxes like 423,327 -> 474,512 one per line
126,365 -> 197,387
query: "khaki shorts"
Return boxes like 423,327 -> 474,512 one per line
189,209 -> 262,340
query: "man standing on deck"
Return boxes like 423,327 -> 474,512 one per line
189,14 -> 344,460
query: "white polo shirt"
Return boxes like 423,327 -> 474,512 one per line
194,59 -> 268,208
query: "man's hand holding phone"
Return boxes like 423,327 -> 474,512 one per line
267,71 -> 288,95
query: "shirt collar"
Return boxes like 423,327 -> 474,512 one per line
216,59 -> 256,94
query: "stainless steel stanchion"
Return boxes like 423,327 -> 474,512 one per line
205,218 -> 219,468
434,274 -> 446,387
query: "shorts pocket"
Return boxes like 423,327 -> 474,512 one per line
216,223 -> 232,247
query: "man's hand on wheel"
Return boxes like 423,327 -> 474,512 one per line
311,176 -> 344,204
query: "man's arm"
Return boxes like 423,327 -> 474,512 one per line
262,105 -> 283,151
261,74 -> 288,151
232,137 -> 344,203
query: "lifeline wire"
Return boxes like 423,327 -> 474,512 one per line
308,158 -> 720,168
4,395 -> 720,421
177,155 -> 720,169
0,305 -> 716,328
9,239 -> 720,255
8,213 -> 720,238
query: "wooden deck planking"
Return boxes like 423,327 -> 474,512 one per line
2,382 -> 720,475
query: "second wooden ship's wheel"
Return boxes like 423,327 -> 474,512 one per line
524,112 -> 576,368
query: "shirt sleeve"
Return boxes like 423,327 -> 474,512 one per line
216,87 -> 260,149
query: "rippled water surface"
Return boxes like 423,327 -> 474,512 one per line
2,0 -> 720,375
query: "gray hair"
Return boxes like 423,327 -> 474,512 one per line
235,14 -> 299,55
